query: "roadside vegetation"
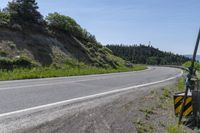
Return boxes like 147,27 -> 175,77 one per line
183,61 -> 200,70
0,58 -> 146,80
129,77 -> 192,133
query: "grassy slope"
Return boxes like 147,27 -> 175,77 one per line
0,63 -> 146,81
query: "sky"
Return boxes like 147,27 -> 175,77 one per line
0,0 -> 200,54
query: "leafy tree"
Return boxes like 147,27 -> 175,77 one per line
46,12 -> 82,35
6,0 -> 44,25
46,12 -> 97,43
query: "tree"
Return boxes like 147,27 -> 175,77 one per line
46,12 -> 98,43
6,0 -> 44,25
106,44 -> 190,65
46,12 -> 81,33
0,9 -> 10,26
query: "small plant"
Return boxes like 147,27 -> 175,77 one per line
139,108 -> 154,120
177,78 -> 185,91
160,87 -> 171,100
163,88 -> 170,98
168,124 -> 188,133
133,119 -> 147,133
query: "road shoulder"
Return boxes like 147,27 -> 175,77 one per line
0,78 -> 192,133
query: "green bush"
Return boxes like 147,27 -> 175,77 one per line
46,12 -> 98,44
13,57 -> 33,68
46,12 -> 82,36
183,61 -> 200,70
0,11 -> 10,26
0,58 -> 13,70
0,57 -> 34,70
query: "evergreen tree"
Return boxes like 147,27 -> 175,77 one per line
6,0 -> 43,25
106,44 -> 190,65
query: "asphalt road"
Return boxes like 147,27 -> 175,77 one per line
0,67 -> 182,115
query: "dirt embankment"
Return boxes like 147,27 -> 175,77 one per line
0,27 -> 123,67
13,79 -> 192,133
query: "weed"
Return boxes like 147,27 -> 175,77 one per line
139,108 -> 154,120
177,78 -> 185,91
168,124 -> 188,133
133,119 -> 147,133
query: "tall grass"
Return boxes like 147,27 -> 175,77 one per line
0,64 -> 147,81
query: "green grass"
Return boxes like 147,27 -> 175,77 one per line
176,78 -> 185,91
0,64 -> 147,81
168,124 -> 189,133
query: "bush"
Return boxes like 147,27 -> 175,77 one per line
46,12 -> 82,36
0,11 -> 10,26
183,61 -> 200,70
11,24 -> 22,31
0,57 -> 34,70
0,58 -> 13,70
46,12 -> 98,44
13,57 -> 33,68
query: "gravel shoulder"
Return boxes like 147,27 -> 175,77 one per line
2,78 -> 191,133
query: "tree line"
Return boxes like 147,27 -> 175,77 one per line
106,44 -> 190,65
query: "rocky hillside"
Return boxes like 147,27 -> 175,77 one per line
0,27 -> 123,68
0,0 -> 124,69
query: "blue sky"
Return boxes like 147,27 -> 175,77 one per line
1,0 -> 199,54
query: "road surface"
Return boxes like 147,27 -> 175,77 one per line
0,67 -> 182,116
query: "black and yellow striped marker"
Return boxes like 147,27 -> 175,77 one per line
174,92 -> 192,117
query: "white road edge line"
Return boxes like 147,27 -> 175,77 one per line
0,70 -> 183,118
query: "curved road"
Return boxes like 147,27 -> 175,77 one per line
0,67 -> 182,116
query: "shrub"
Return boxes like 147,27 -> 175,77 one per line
46,12 -> 98,44
46,12 -> 82,36
0,57 -> 34,70
183,61 -> 200,70
0,11 -> 10,26
13,57 -> 33,68
11,24 -> 22,31
0,58 -> 13,70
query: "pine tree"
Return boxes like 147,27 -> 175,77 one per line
6,0 -> 43,25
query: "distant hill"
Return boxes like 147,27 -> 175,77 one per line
184,55 -> 200,61
106,44 -> 191,65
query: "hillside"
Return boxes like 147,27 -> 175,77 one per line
0,27 -> 123,68
0,0 -> 148,80
0,1 -> 125,70
106,44 -> 190,65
